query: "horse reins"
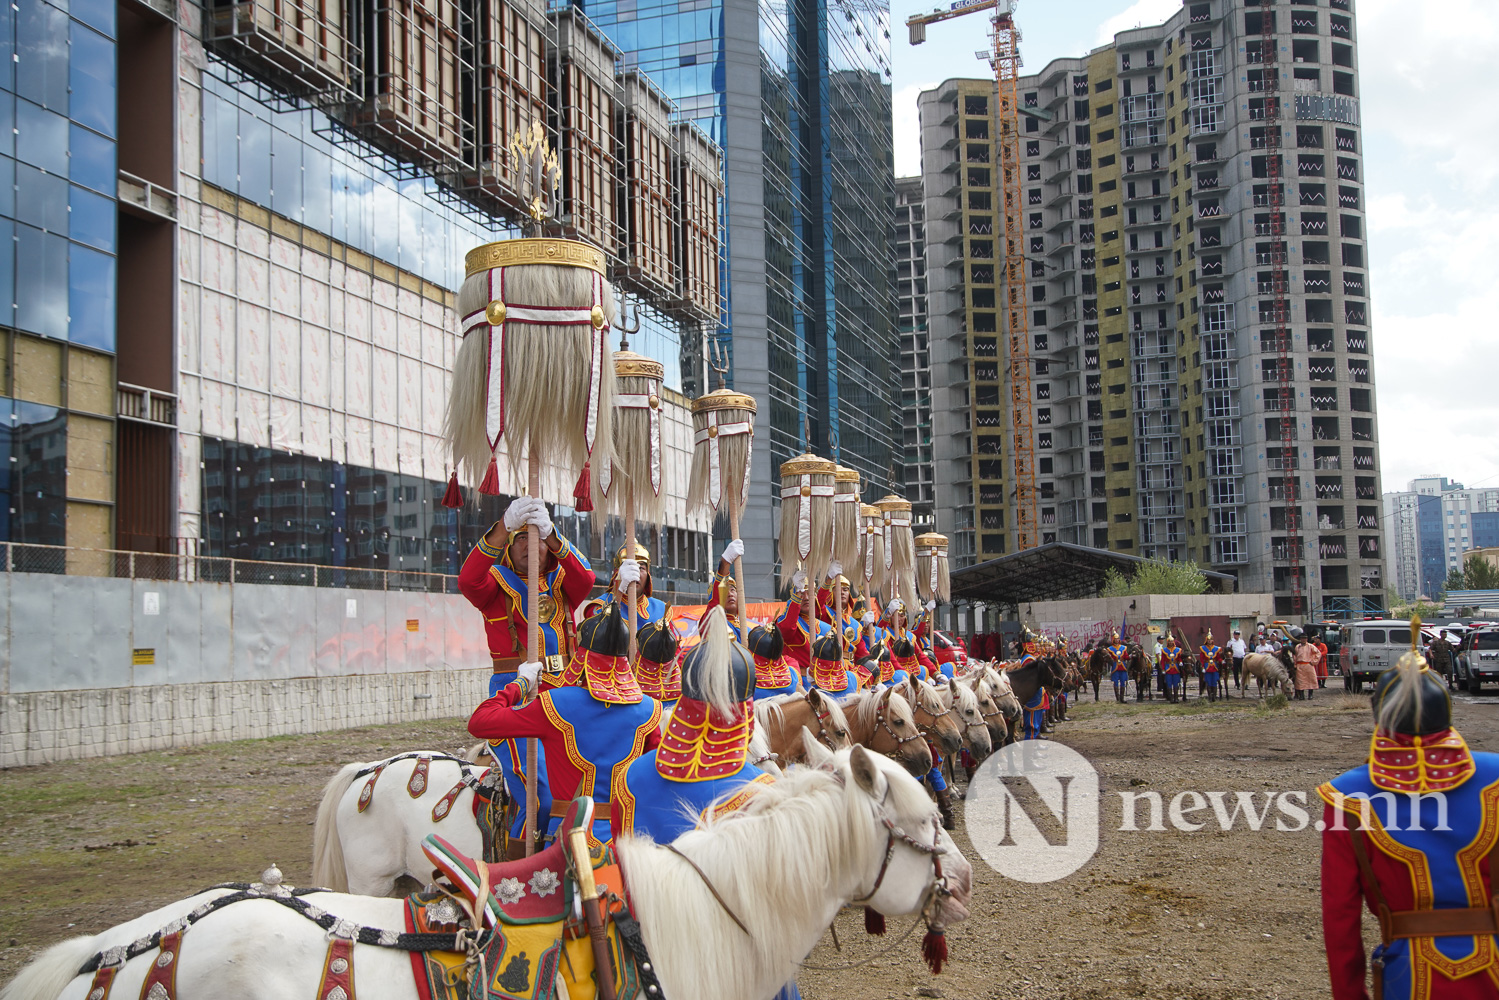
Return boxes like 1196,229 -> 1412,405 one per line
872,701 -> 925,763
663,843 -> 752,936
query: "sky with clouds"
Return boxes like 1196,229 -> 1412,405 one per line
888,0 -> 1499,497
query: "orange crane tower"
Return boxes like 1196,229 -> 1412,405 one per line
908,0 -> 1039,552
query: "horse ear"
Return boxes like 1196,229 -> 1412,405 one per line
849,744 -> 885,799
878,685 -> 893,710
806,687 -> 824,711
801,725 -> 835,770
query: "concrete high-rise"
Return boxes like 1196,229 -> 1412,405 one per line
895,176 -> 934,530
915,0 -> 1383,618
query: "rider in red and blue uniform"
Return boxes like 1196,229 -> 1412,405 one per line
612,606 -> 774,844
1320,636 -> 1499,1000
1019,628 -> 1048,740
701,538 -> 747,642
459,497 -> 596,842
1106,631 -> 1130,703
747,623 -> 802,698
468,601 -> 662,851
1159,636 -> 1183,702
582,542 -> 681,707
1199,630 -> 1223,703
776,568 -> 833,677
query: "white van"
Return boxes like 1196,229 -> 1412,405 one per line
1338,619 -> 1414,693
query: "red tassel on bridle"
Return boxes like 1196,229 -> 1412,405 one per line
921,927 -> 948,974
863,906 -> 886,936
572,462 -> 594,512
441,470 -> 464,509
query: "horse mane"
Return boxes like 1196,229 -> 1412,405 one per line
908,679 -> 947,716
618,755 -> 934,998
949,678 -> 980,718
847,688 -> 917,733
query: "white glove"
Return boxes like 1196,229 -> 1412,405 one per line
925,600 -> 936,611
791,569 -> 808,592
827,559 -> 843,579
517,661 -> 542,687
616,558 -> 643,595
503,495 -> 542,533
862,612 -> 877,625
721,538 -> 744,564
523,501 -> 555,539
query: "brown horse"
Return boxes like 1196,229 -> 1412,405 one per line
903,675 -> 965,756
841,687 -> 933,776
1128,645 -> 1153,702
754,688 -> 852,764
1085,642 -> 1109,701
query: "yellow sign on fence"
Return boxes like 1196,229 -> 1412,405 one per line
132,648 -> 155,665
407,620 -> 420,632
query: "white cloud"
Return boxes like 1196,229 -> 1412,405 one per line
893,82 -> 936,178
1356,0 -> 1499,490
1094,0 -> 1181,45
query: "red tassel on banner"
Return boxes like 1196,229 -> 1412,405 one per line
441,470 -> 464,509
478,456 -> 501,496
921,929 -> 948,974
572,462 -> 594,512
864,906 -> 886,936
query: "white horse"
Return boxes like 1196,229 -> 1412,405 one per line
4,746 -> 972,1000
936,675 -> 993,758
313,752 -> 495,895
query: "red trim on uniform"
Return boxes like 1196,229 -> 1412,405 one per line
655,698 -> 753,780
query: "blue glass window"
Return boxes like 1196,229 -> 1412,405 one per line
0,97 -> 13,159
271,126 -> 303,220
15,223 -> 67,339
0,156 -> 13,220
16,0 -> 69,112
68,182 -> 113,251
68,23 -> 115,138
67,123 -> 114,194
16,100 -> 69,177
0,220 -> 14,327
15,161 -> 68,232
70,0 -> 114,38
67,243 -> 114,350
0,398 -> 68,545
238,108 -> 272,206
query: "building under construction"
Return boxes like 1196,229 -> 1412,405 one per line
911,0 -> 1383,619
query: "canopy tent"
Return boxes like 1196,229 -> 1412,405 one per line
948,542 -> 1237,608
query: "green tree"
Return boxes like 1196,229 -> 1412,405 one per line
1466,556 -> 1499,591
1447,567 -> 1469,592
1098,558 -> 1210,596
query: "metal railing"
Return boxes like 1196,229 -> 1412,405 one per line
1,542 -> 462,593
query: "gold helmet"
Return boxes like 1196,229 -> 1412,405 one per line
1204,629 -> 1214,644
1023,624 -> 1040,655
614,542 -> 651,568
1110,631 -> 1120,644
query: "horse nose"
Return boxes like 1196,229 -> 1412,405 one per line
942,730 -> 963,755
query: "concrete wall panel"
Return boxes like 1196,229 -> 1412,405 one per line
199,582 -> 235,683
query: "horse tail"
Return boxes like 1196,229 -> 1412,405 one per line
312,762 -> 362,892
0,934 -> 95,1000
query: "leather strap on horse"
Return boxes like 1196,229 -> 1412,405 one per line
663,843 -> 751,936
316,938 -> 356,1000
1347,813 -> 1499,945
611,910 -> 666,999
136,928 -> 182,1000
357,764 -> 386,813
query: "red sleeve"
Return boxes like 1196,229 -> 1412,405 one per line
467,689 -> 553,741
915,617 -> 930,641
459,530 -> 506,610
815,587 -> 834,624
1320,804 -> 1372,1000
854,636 -> 870,661
777,600 -> 808,648
555,537 -> 596,608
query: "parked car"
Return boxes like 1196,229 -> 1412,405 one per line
1456,627 -> 1499,695
1339,619 -> 1414,693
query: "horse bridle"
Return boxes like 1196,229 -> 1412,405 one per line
851,787 -> 950,907
872,700 -> 926,762
809,696 -> 843,751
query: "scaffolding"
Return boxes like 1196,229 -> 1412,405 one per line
205,0 -> 361,105
673,120 -> 723,323
552,9 -> 621,256
618,71 -> 679,304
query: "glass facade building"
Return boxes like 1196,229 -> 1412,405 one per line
0,0 -> 118,354
583,0 -> 898,591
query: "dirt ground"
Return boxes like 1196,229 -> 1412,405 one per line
3,688 -> 1494,997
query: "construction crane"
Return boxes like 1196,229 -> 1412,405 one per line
907,0 -> 1040,553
